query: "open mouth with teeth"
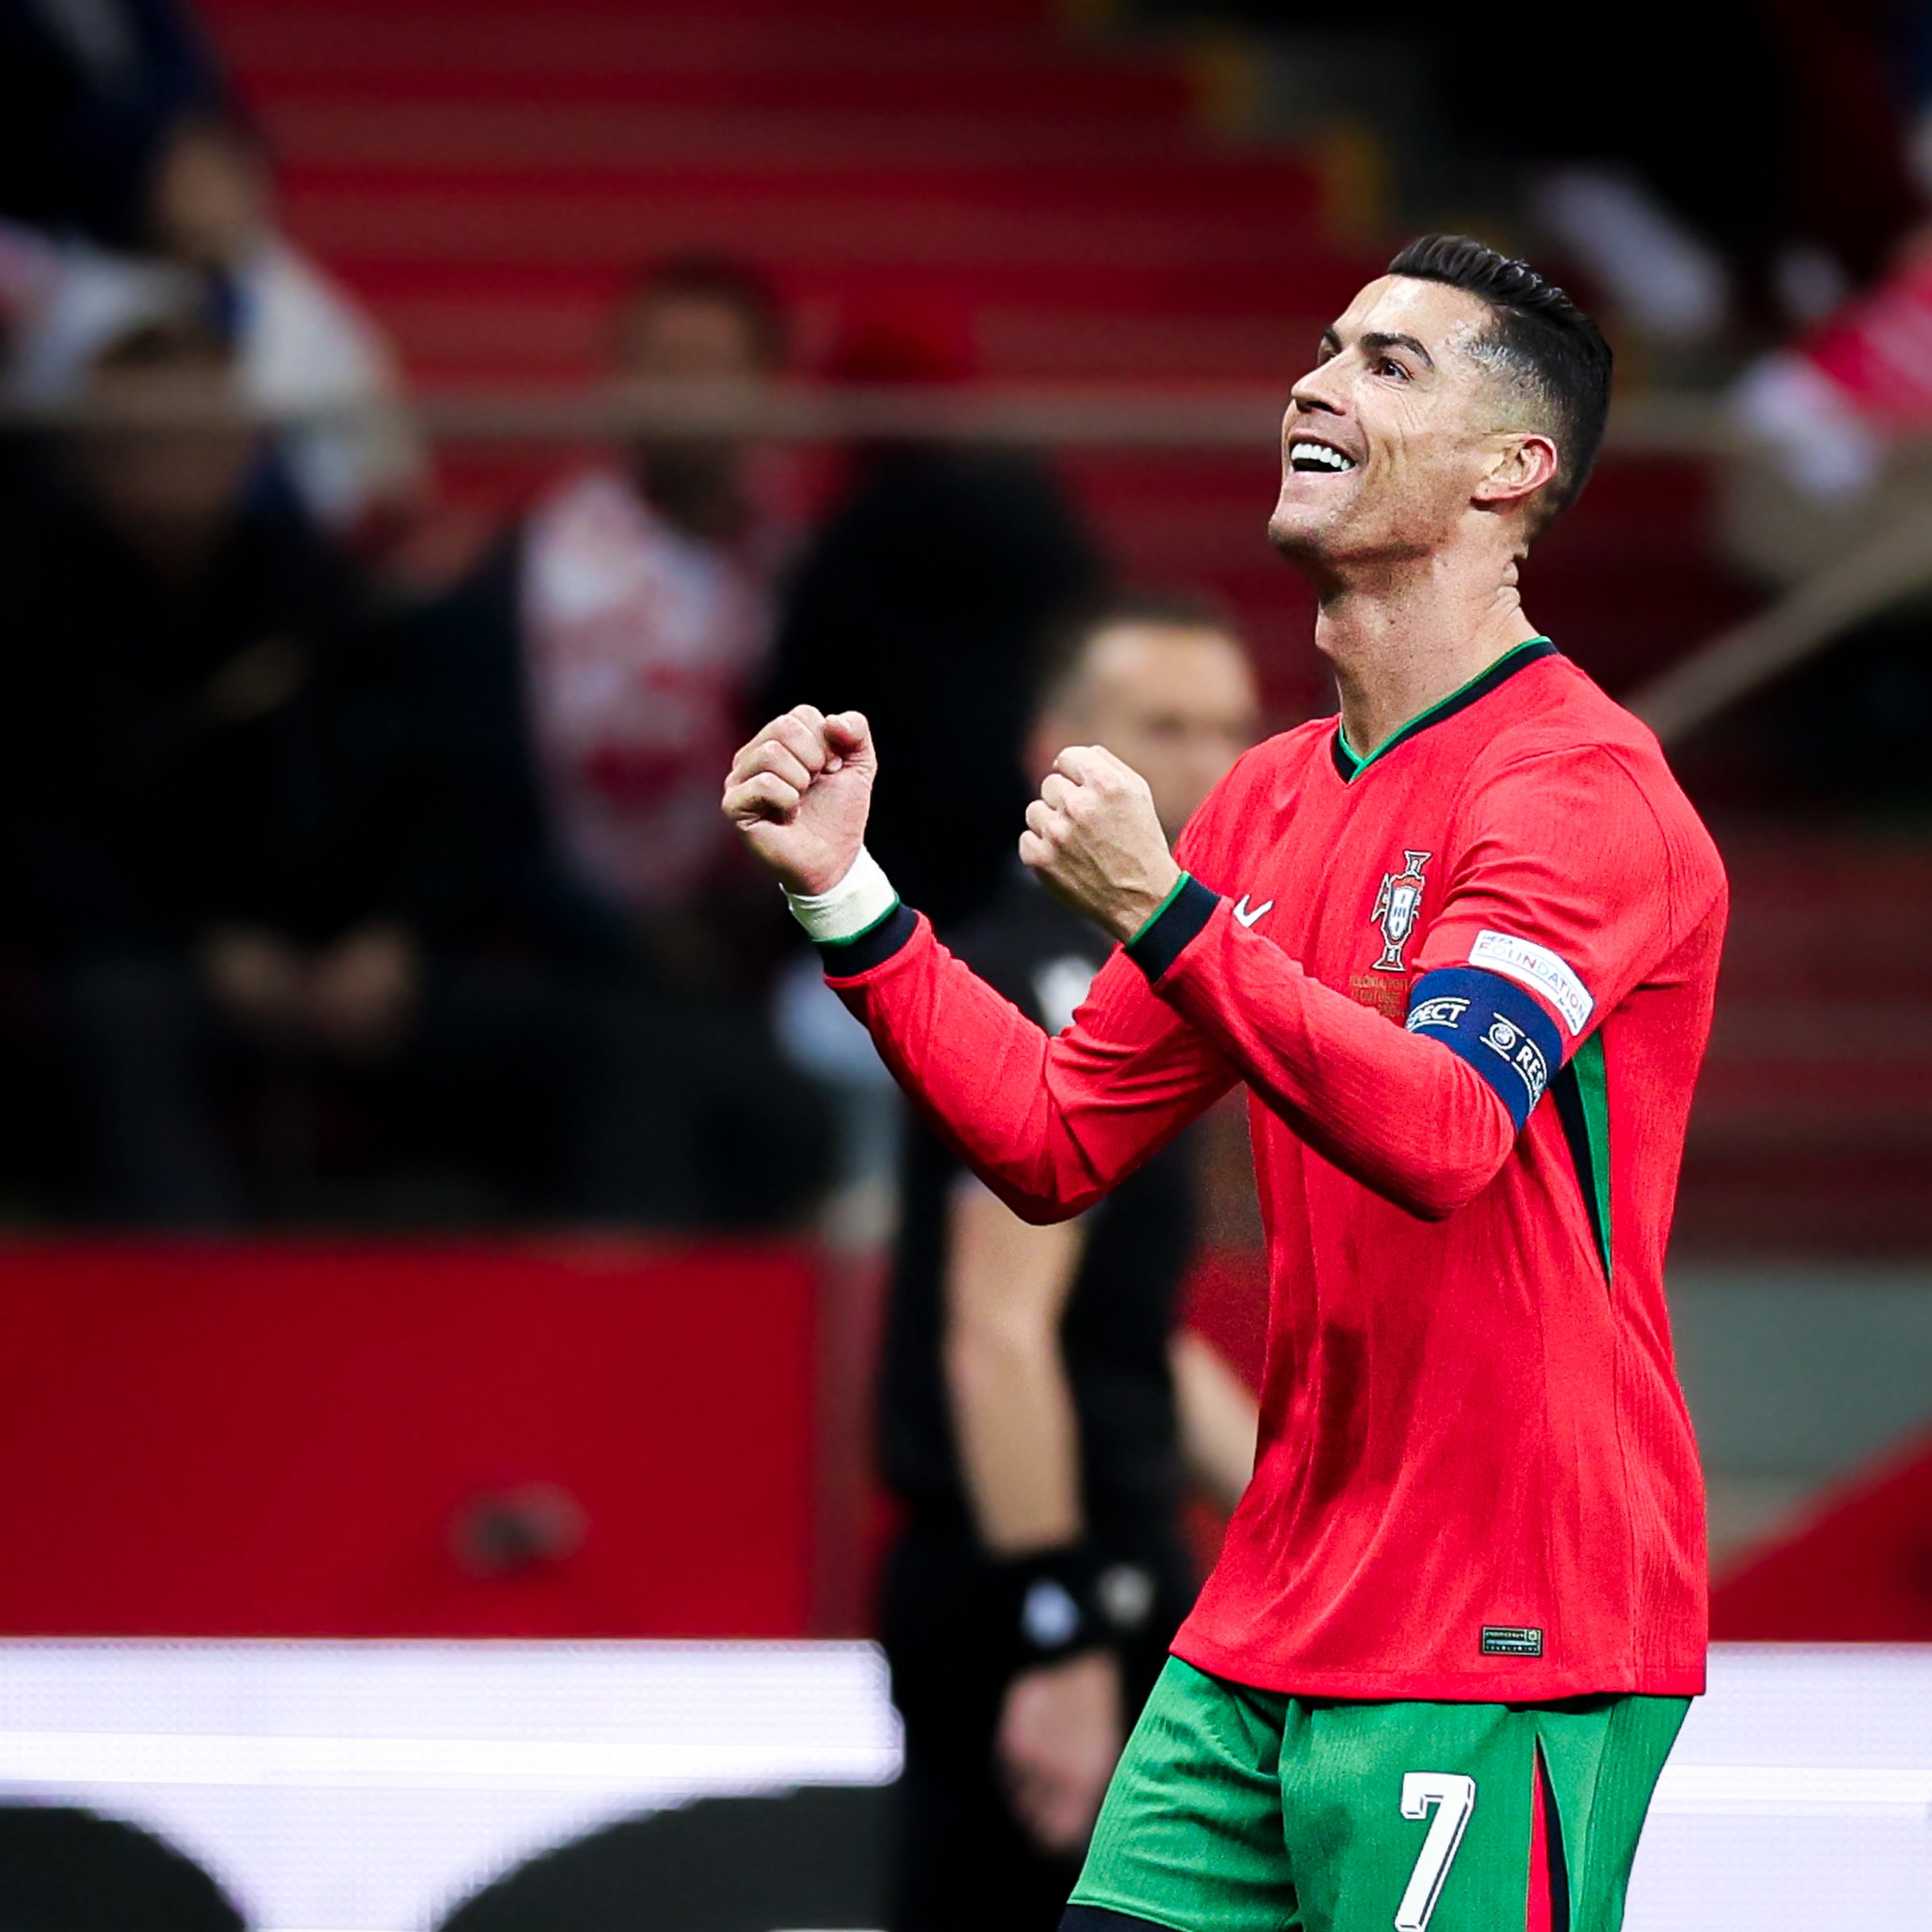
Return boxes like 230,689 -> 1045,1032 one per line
1289,439 -> 1357,475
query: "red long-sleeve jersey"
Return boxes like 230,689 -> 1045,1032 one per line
823,641 -> 1726,1700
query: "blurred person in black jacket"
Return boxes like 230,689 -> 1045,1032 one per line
0,302 -> 397,1220
0,0 -> 224,247
764,311 -> 1104,935
0,305 -> 641,1224
400,254 -> 828,1229
876,596 -> 1262,1932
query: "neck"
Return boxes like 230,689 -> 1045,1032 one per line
1315,546 -> 1539,760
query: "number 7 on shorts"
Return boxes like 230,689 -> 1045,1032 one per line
1394,1772 -> 1476,1932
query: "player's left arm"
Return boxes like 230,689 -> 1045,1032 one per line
1026,744 -> 1696,1219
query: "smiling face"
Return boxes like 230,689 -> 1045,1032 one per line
1267,275 -> 1557,571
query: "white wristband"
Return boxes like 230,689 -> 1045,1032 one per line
783,848 -> 900,943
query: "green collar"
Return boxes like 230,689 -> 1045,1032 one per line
1332,636 -> 1557,782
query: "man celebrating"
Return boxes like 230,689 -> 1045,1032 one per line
724,237 -> 1726,1932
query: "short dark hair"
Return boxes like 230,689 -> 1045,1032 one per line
623,252 -> 788,370
1386,233 -> 1611,530
1034,587 -> 1243,717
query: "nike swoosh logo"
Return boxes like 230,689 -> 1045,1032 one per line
1233,895 -> 1274,928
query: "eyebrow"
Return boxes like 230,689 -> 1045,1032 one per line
1319,326 -> 1436,371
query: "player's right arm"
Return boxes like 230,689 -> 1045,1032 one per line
723,707 -> 1237,1221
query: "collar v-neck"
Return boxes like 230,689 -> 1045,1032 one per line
1329,636 -> 1557,783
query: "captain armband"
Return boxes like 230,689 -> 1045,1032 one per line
1403,966 -> 1567,1134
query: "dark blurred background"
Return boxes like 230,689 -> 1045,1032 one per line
0,0 -> 1929,1920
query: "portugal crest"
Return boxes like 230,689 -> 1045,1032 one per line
1370,850 -> 1432,972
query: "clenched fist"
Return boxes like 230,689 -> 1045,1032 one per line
1021,745 -> 1182,943
722,704 -> 877,895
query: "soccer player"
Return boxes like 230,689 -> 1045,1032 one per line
877,595 -> 1262,1932
723,235 -> 1726,1932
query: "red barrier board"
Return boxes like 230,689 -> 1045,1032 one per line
0,1242 -> 818,1638
1712,1426 -> 1932,1642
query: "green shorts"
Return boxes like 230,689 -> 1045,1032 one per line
1068,1656 -> 1688,1932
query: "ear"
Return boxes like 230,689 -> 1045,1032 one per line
1473,432 -> 1560,515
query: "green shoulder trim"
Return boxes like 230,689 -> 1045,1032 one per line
1553,1032 -> 1614,1283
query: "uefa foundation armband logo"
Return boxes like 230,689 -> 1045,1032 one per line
1370,850 -> 1432,972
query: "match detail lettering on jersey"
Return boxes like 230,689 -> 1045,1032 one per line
1405,968 -> 1561,1133
1467,930 -> 1594,1037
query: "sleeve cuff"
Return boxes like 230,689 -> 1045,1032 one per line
817,902 -> 918,976
1124,873 -> 1220,982
784,848 -> 898,943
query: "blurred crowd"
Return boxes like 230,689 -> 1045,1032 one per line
0,0 -> 1117,1231
2,0 -> 1930,1232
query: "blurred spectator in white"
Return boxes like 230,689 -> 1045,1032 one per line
1710,8 -> 1932,582
0,209 -> 193,393
1729,235 -> 1932,547
404,255 -> 828,1229
0,111 -> 425,540
1712,6 -> 1932,798
143,111 -> 427,537
1184,0 -> 1926,360
0,0 -> 222,247
516,255 -> 786,937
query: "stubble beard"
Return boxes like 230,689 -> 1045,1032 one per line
1267,491 -> 1349,578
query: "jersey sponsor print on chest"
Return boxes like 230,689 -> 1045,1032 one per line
1468,928 -> 1594,1036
